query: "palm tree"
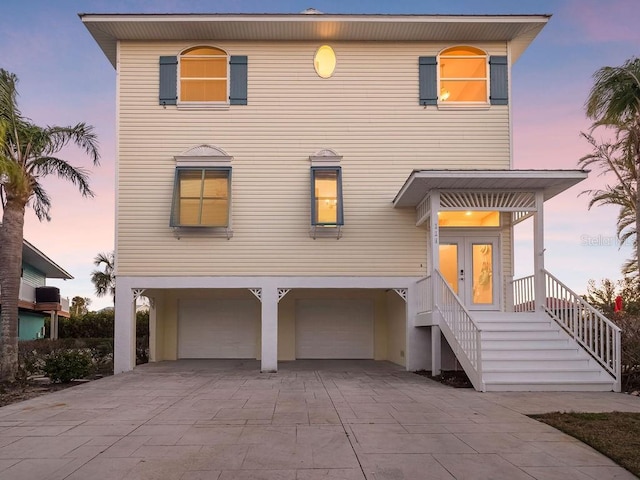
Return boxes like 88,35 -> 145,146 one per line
91,252 -> 115,303
584,58 -> 640,276
0,69 -> 99,381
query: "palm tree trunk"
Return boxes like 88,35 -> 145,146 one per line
0,196 -> 26,382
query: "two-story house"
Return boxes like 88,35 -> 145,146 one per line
0,238 -> 72,340
82,11 -> 621,391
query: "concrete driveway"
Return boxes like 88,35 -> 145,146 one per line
0,360 -> 638,480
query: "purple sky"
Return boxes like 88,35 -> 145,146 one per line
1,0 -> 638,310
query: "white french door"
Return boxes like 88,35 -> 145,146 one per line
439,234 -> 501,310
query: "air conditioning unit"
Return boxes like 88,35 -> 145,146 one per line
35,286 -> 61,303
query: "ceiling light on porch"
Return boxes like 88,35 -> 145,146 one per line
465,211 -> 472,216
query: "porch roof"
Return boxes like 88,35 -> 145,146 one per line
393,169 -> 588,208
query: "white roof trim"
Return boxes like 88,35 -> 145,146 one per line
80,13 -> 550,68
393,169 -> 588,208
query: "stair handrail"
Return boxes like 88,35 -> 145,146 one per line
541,269 -> 621,391
433,270 -> 484,391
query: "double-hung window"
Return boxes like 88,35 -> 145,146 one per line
418,46 -> 507,106
311,167 -> 343,226
180,46 -> 228,103
171,167 -> 231,227
159,47 -> 248,106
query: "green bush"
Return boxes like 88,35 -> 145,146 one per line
19,338 -> 114,378
42,350 -> 92,383
612,313 -> 640,391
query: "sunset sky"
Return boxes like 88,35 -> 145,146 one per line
1,0 -> 638,310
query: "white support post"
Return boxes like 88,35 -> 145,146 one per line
429,192 -> 440,274
431,325 -> 441,376
261,286 -> 278,373
114,284 -> 136,374
533,191 -> 545,312
49,311 -> 58,340
148,297 -> 157,363
429,191 -> 442,374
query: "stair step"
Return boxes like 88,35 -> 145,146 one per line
484,379 -> 615,392
482,338 -> 571,349
482,349 -> 582,360
483,358 -> 591,369
483,369 -> 604,382
482,330 -> 563,340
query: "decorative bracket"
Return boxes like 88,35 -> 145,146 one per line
393,288 -> 408,302
278,289 -> 291,302
249,288 -> 262,302
133,289 -> 146,301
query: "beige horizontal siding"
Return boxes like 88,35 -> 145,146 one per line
116,41 -> 510,276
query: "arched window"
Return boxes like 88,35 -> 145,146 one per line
438,46 -> 488,103
179,46 -> 229,103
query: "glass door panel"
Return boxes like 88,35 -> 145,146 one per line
471,243 -> 493,305
439,243 -> 459,294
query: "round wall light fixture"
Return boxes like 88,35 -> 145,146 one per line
314,45 -> 336,78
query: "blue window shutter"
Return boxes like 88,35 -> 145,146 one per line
419,56 -> 437,106
159,56 -> 177,105
229,55 -> 248,105
490,56 -> 508,105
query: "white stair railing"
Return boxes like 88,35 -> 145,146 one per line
416,275 -> 432,314
511,270 -> 622,391
512,275 -> 535,312
543,270 -> 621,391
433,270 -> 484,391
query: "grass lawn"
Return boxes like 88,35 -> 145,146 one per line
530,411 -> 640,477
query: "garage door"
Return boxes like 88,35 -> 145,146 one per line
178,298 -> 259,358
296,298 -> 374,359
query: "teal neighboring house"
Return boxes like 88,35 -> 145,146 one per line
0,239 -> 72,340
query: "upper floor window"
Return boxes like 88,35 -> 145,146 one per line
311,167 -> 343,226
160,51 -> 247,107
179,46 -> 229,103
171,167 -> 231,227
438,46 -> 488,103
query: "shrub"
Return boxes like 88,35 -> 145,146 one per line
42,350 -> 92,383
612,312 -> 640,391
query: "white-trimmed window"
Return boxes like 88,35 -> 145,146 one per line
171,167 -> 231,227
311,167 -> 344,226
179,46 -> 229,104
170,145 -> 234,237
438,46 -> 488,103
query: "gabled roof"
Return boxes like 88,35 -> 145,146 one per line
80,12 -> 550,68
22,239 -> 73,280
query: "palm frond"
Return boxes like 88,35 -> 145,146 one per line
29,157 -> 94,198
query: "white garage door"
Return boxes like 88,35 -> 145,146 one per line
296,298 -> 374,359
178,298 -> 259,358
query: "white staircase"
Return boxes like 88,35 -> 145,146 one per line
473,311 -> 616,392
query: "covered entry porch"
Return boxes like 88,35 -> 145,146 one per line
394,169 -> 622,392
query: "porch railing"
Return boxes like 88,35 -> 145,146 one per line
512,270 -> 622,391
416,275 -> 432,314
512,274 -> 535,312
433,270 -> 484,391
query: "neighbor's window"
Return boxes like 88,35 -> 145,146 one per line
439,46 -> 488,103
180,46 -> 228,103
171,168 -> 231,227
311,167 -> 343,226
